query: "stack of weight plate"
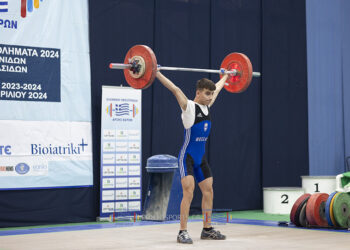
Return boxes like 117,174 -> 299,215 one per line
290,192 -> 350,229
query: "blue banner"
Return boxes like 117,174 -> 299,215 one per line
0,44 -> 60,102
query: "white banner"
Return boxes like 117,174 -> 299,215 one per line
0,120 -> 92,189
0,0 -> 93,189
0,0 -> 91,120
100,86 -> 142,217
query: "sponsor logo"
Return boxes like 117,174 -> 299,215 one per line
115,178 -> 128,188
21,0 -> 45,18
103,166 -> 115,176
0,0 -> 46,30
15,162 -> 30,174
116,166 -> 127,173
197,113 -> 203,118
103,129 -> 115,139
116,190 -> 128,200
103,178 -> 115,188
129,178 -> 140,187
128,165 -> 140,175
128,201 -> 140,211
31,139 -> 88,155
32,164 -> 48,172
102,202 -> 114,213
0,145 -> 11,155
116,130 -> 128,139
129,189 -> 140,199
116,154 -> 128,164
115,142 -> 127,151
102,190 -> 115,201
103,155 -> 115,164
0,165 -> 13,171
103,142 -> 115,152
129,154 -> 140,163
128,142 -> 140,151
128,130 -> 140,140
115,202 -> 128,212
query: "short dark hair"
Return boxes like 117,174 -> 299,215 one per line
196,78 -> 216,91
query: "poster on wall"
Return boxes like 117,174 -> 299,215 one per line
100,86 -> 142,218
0,0 -> 93,189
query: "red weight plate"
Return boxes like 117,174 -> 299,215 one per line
220,53 -> 253,93
124,45 -> 157,89
290,193 -> 311,225
306,193 -> 329,227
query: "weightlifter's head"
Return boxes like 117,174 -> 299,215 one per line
195,78 -> 216,106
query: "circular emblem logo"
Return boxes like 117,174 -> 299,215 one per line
15,163 -> 30,175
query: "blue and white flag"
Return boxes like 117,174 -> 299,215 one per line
115,103 -> 130,116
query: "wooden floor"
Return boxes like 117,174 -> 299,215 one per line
0,221 -> 349,250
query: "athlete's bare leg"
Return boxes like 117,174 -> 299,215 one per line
198,177 -> 213,228
180,175 -> 195,230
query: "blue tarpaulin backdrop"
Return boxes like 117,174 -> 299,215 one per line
306,0 -> 350,175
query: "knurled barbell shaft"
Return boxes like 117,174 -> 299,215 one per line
109,63 -> 261,77
158,66 -> 237,75
161,66 -> 261,77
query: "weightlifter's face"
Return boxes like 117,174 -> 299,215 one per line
196,88 -> 214,106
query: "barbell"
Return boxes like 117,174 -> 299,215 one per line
109,45 -> 261,93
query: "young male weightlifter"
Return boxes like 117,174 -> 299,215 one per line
156,71 -> 228,244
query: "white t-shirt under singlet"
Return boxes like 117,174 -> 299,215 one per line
181,100 -> 209,129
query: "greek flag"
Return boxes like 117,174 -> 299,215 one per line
115,103 -> 130,116
0,0 -> 8,12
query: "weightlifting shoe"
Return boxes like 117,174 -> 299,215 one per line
177,230 -> 193,244
201,228 -> 226,240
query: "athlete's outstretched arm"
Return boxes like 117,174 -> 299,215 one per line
156,71 -> 188,110
209,74 -> 228,107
